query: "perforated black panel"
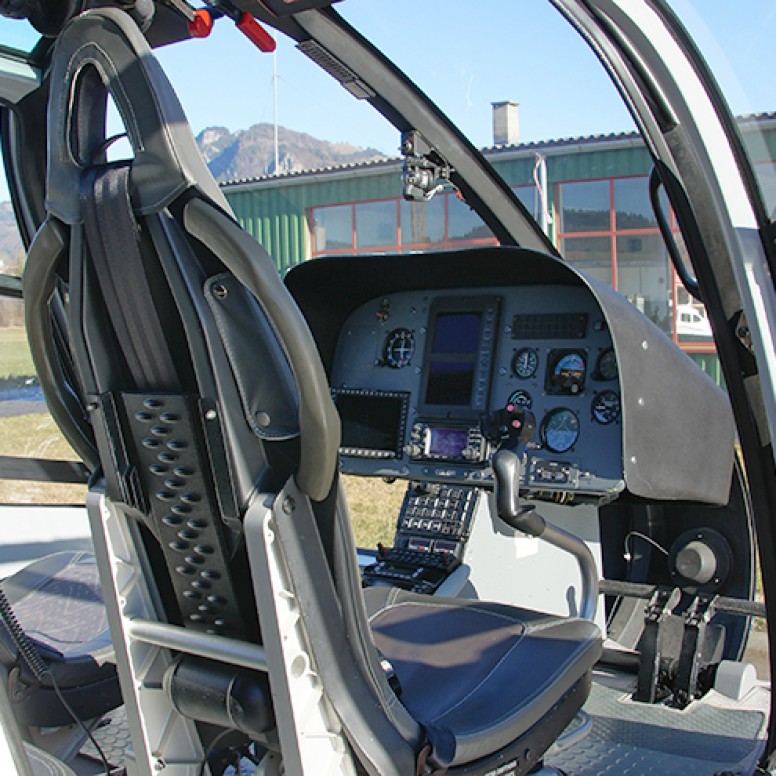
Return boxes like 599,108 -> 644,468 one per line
123,393 -> 245,638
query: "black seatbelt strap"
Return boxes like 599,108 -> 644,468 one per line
81,165 -> 179,391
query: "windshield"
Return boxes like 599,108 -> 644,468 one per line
0,16 -> 40,56
334,0 -> 772,353
668,0 -> 776,219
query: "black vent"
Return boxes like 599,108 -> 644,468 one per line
297,40 -> 375,99
511,313 -> 588,340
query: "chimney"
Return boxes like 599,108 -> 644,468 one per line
492,101 -> 519,146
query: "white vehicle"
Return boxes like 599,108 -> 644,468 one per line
676,304 -> 713,339
0,2 -> 771,776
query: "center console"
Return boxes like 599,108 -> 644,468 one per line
362,482 -> 479,594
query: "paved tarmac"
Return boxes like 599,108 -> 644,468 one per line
0,504 -> 92,578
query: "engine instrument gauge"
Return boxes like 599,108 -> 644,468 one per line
512,348 -> 539,379
383,328 -> 415,368
506,389 -> 533,410
591,391 -> 621,425
541,408 -> 580,453
546,350 -> 586,394
595,348 -> 618,381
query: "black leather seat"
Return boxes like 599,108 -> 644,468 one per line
365,587 -> 600,768
23,7 -> 602,774
0,551 -> 119,726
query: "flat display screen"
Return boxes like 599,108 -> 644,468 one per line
425,362 -> 476,406
334,391 -> 407,456
432,313 -> 482,354
424,312 -> 482,407
427,427 -> 470,458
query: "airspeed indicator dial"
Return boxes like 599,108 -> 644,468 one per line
383,328 -> 415,368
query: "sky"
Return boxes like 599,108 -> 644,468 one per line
156,0 -> 776,155
0,1 -> 773,193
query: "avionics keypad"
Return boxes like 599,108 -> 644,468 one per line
362,483 -> 478,594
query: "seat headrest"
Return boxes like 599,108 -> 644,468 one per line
46,7 -> 230,223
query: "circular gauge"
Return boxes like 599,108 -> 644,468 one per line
591,391 -> 621,425
383,328 -> 415,368
507,389 -> 533,410
541,408 -> 580,453
512,348 -> 539,379
596,348 -> 618,381
547,350 -> 586,394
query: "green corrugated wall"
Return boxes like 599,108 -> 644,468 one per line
224,144 -> 658,273
224,122 -> 775,272
226,167 -> 402,273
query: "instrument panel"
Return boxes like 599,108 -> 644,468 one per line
330,284 -> 625,498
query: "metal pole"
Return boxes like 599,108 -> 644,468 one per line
273,48 -> 279,174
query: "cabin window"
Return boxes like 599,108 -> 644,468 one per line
0,125 -> 87,505
0,291 -> 87,505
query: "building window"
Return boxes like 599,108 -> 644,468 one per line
400,198 -> 444,245
447,195 -> 492,242
312,203 -> 354,255
614,177 -> 658,230
616,232 -> 671,332
555,174 -> 712,346
558,179 -> 610,233
560,235 -> 613,286
310,191 -> 495,257
355,200 -> 399,250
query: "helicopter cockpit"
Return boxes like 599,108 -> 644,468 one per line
0,2 -> 772,776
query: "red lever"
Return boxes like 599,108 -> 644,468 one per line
236,12 -> 276,52
188,9 -> 214,38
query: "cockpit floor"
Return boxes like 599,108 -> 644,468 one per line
72,671 -> 770,775
547,671 -> 769,775
79,705 -> 130,773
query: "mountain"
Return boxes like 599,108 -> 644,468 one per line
0,125 -> 386,273
196,123 -> 388,181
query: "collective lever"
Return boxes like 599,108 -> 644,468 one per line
492,445 -> 600,621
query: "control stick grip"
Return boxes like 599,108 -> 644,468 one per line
492,447 -> 599,621
492,448 -> 546,536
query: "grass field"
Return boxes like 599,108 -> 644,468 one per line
0,412 -> 86,504
0,327 -> 34,380
0,404 -> 399,546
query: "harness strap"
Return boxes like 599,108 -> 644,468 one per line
81,165 -> 179,392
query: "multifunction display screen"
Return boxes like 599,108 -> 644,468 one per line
424,312 -> 482,406
420,296 -> 500,416
334,390 -> 408,458
427,427 -> 470,458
